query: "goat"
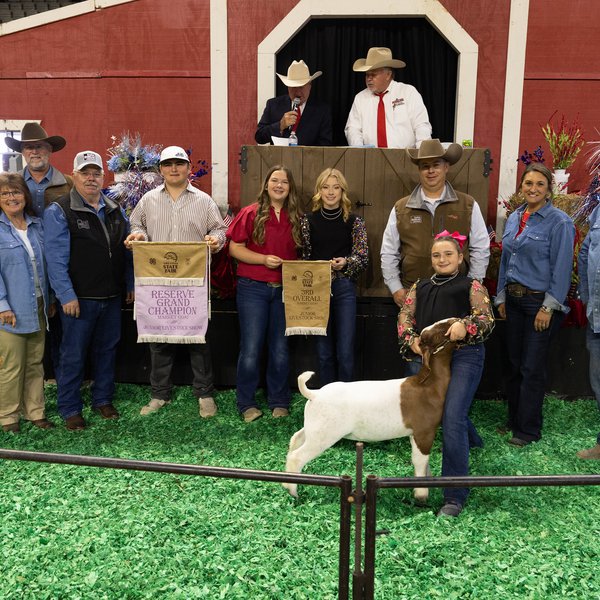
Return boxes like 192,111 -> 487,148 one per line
283,318 -> 460,500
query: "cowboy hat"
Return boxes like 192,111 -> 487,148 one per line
276,60 -> 322,87
5,122 -> 66,153
353,47 -> 406,72
407,139 -> 463,166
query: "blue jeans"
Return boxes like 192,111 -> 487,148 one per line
57,297 -> 122,419
505,294 -> 563,442
586,324 -> 600,444
317,277 -> 357,385
406,344 -> 485,506
235,278 -> 290,412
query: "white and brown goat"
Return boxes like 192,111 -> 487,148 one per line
283,318 -> 460,500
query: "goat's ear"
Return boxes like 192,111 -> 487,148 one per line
422,347 -> 431,370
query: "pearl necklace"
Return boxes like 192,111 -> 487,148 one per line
430,271 -> 459,286
320,207 -> 342,220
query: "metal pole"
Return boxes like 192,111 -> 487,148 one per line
338,475 -> 353,600
352,442 -> 366,599
363,475 -> 379,600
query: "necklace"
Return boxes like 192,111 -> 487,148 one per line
320,207 -> 342,220
430,271 -> 459,286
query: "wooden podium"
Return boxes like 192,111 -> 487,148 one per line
239,145 -> 491,297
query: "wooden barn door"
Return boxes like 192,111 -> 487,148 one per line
239,146 -> 490,297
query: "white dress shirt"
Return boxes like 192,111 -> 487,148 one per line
345,80 -> 432,148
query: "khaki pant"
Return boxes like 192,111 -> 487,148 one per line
0,299 -> 46,426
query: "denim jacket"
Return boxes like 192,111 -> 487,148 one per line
579,205 -> 600,333
0,212 -> 49,334
496,201 -> 575,312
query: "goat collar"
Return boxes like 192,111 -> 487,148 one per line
431,338 -> 451,355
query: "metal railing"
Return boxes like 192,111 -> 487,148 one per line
4,447 -> 600,599
0,448 -> 354,600
358,472 -> 600,599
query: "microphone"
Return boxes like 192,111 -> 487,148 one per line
289,98 -> 301,131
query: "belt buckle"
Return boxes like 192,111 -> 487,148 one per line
509,284 -> 524,298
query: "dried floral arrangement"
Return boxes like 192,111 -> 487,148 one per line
104,133 -> 212,214
541,112 -> 585,170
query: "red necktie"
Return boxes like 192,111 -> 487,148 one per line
375,91 -> 388,148
292,105 -> 301,132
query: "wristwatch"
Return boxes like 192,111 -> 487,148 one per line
540,305 -> 553,314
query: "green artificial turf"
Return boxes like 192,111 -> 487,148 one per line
1,384 -> 599,599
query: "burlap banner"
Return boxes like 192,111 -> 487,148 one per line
132,242 -> 209,344
282,260 -> 331,336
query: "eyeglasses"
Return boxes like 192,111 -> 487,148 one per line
75,170 -> 103,179
365,69 -> 387,79
0,190 -> 24,199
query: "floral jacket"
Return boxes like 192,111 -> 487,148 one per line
397,278 -> 495,358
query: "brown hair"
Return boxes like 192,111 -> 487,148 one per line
253,165 -> 302,247
519,162 -> 553,191
431,235 -> 463,254
0,172 -> 35,217
311,167 -> 352,222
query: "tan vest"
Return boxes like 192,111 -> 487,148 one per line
44,174 -> 73,208
394,190 -> 474,288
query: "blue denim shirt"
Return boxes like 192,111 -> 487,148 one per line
0,212 -> 49,334
23,166 -> 53,217
578,205 -> 600,333
496,201 -> 575,312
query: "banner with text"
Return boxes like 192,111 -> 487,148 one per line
132,242 -> 209,344
282,260 -> 331,336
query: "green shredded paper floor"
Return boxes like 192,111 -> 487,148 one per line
1,384 -> 599,599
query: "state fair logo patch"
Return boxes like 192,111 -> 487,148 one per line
410,215 -> 422,224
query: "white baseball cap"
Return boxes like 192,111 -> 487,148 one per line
159,146 -> 190,163
73,151 -> 103,171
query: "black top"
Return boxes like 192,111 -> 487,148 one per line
305,209 -> 356,260
414,274 -> 472,333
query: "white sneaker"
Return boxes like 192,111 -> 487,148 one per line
199,397 -> 217,418
140,398 -> 167,416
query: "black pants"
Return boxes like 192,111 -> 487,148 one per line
149,343 -> 215,401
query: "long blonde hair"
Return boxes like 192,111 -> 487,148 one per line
253,165 -> 302,247
311,168 -> 352,222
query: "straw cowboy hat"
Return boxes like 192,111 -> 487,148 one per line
5,122 -> 66,153
276,60 -> 322,87
352,47 -> 406,72
407,139 -> 463,166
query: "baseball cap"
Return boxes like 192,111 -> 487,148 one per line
73,151 -> 103,171
159,146 -> 190,163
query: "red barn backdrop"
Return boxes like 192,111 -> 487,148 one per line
0,0 -> 599,224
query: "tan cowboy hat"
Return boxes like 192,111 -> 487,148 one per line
407,139 -> 463,166
276,60 -> 322,87
353,47 -> 406,72
5,122 -> 66,153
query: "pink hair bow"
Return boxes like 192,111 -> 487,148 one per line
435,229 -> 467,249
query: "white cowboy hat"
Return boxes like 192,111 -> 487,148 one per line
352,47 -> 406,72
276,60 -> 322,87
407,139 -> 463,166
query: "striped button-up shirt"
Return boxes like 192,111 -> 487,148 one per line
129,183 -> 226,249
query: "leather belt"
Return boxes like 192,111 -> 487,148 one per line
507,283 -> 544,297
